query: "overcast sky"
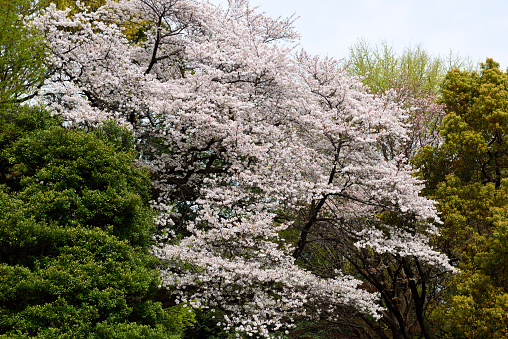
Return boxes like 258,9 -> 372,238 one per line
209,0 -> 508,69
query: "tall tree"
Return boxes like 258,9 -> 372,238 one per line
0,112 -> 195,338
414,58 -> 508,338
345,40 -> 477,158
289,41 -> 455,339
0,0 -> 47,104
32,1 -> 453,336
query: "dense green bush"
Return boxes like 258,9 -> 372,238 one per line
0,108 -> 194,338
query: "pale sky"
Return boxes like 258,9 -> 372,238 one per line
209,0 -> 508,70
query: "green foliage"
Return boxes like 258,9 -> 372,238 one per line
415,59 -> 508,338
183,309 -> 233,339
4,125 -> 153,248
435,271 -> 508,339
39,0 -> 105,12
91,120 -> 138,153
345,39 -> 463,94
0,104 -> 57,151
0,0 -> 47,104
344,40 -> 458,163
436,206 -> 508,338
0,110 -> 194,337
415,59 -> 508,193
441,59 -> 508,185
287,319 -> 362,339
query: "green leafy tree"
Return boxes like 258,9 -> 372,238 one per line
345,40 -> 477,157
414,58 -> 508,338
346,39 -> 447,94
0,0 -> 47,104
0,112 -> 194,338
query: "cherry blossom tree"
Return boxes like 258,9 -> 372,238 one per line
312,41 -> 451,338
33,0 -> 453,336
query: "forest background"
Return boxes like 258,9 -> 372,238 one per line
1,0 -> 508,338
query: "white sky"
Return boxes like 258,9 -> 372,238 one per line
209,0 -> 508,70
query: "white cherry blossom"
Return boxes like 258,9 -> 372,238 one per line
33,0 -> 452,336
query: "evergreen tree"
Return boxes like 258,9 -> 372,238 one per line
0,112 -> 195,338
414,59 -> 508,338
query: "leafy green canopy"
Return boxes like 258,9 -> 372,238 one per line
4,123 -> 154,248
414,59 -> 508,338
0,109 -> 194,338
346,40 -> 445,94
415,59 -> 508,195
0,0 -> 47,104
